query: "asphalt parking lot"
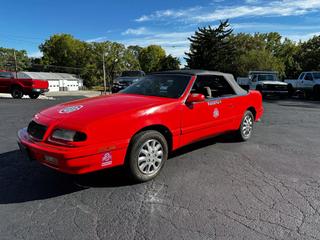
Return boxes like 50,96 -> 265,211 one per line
0,96 -> 320,240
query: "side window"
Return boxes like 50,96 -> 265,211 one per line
251,75 -> 258,82
305,73 -> 313,81
191,75 -> 236,99
0,72 -> 13,78
299,73 -> 305,80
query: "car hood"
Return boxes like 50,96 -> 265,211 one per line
39,94 -> 175,124
259,81 -> 287,85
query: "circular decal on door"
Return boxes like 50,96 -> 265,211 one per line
59,105 -> 83,114
213,108 -> 220,118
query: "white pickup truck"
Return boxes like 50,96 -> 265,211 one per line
285,72 -> 320,99
237,71 -> 288,97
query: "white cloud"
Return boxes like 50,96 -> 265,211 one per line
118,31 -> 193,61
245,0 -> 259,4
135,0 -> 320,23
86,37 -> 108,43
135,7 -> 202,22
28,51 -> 42,58
122,27 -> 149,35
285,31 -> 320,42
233,22 -> 320,31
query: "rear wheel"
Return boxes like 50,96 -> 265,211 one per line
313,85 -> 320,100
127,130 -> 168,182
11,87 -> 23,99
29,93 -> 40,99
236,111 -> 254,141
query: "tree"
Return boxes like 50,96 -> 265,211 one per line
229,32 -> 299,78
185,20 -> 236,74
159,55 -> 180,71
138,45 -> 166,73
236,49 -> 285,77
127,45 -> 143,60
296,35 -> 320,72
40,34 -> 89,70
276,38 -> 301,78
82,41 -> 140,87
0,47 -> 30,71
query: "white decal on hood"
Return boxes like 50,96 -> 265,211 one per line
59,105 -> 83,114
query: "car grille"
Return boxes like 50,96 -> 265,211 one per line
265,85 -> 287,91
27,121 -> 47,141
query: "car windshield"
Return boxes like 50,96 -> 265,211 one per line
313,72 -> 320,79
114,77 -> 137,83
120,74 -> 191,99
258,74 -> 278,81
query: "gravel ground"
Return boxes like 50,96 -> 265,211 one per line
0,96 -> 319,240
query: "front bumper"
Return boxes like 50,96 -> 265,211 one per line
17,128 -> 127,174
111,84 -> 130,93
261,90 -> 288,95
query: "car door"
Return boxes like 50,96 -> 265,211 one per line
0,72 -> 13,93
180,75 -> 239,146
296,73 -> 305,90
304,73 -> 314,92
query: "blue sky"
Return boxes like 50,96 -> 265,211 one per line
2,0 -> 320,63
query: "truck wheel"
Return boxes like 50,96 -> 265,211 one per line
11,87 -> 23,99
29,93 -> 40,99
288,84 -> 294,97
127,130 -> 168,182
236,111 -> 254,141
313,86 -> 320,100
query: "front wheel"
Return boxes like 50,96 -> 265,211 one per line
288,85 -> 294,97
236,111 -> 254,141
11,88 -> 24,99
127,130 -> 168,182
29,93 -> 40,99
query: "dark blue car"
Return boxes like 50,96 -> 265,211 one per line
111,70 -> 145,93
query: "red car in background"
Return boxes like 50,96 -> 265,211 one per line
0,71 -> 49,99
18,70 -> 263,182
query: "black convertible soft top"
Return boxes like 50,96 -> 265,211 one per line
152,70 -> 248,96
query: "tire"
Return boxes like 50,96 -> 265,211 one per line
256,85 -> 265,98
279,93 -> 288,99
313,85 -> 320,100
236,111 -> 254,141
29,93 -> 40,99
288,85 -> 294,97
11,87 -> 24,99
127,130 -> 168,182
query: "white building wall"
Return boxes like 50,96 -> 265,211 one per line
48,80 -> 60,92
21,72 -> 83,92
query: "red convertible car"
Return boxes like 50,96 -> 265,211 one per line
18,70 -> 263,182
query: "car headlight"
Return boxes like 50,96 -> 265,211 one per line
51,129 -> 87,142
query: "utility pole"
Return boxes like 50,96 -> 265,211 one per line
102,53 -> 107,94
13,50 -> 18,78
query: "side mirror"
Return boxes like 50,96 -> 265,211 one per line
186,93 -> 205,104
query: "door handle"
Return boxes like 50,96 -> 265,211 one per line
228,104 -> 234,108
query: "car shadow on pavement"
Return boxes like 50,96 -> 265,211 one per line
0,150 -> 85,204
0,150 -> 140,204
0,135 -> 237,203
170,133 -> 238,158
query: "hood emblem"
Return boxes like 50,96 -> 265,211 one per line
59,105 -> 83,114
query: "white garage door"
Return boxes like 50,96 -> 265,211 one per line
48,80 -> 60,92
